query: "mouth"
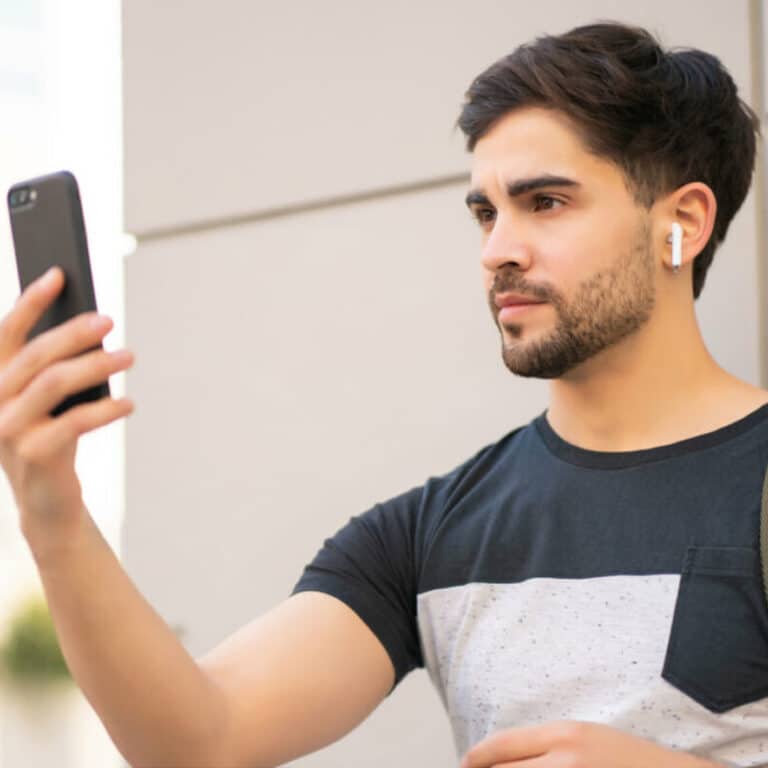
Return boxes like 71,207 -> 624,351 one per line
497,302 -> 546,322
493,292 -> 546,309
493,292 -> 547,323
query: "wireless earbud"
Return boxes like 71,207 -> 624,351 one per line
668,222 -> 682,273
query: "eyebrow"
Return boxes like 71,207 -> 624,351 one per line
464,174 -> 580,209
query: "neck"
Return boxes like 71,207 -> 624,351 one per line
545,288 -> 759,452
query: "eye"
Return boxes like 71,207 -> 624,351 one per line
470,208 -> 496,226
532,194 -> 564,212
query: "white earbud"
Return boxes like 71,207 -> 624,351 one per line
669,222 -> 682,273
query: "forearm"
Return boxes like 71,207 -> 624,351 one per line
461,720 -> 739,768
27,510 -> 228,768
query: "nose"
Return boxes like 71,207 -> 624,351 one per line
479,215 -> 534,274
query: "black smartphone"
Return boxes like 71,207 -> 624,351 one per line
7,170 -> 110,417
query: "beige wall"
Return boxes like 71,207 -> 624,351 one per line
121,2 -> 763,766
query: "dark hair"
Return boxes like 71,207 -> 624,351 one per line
457,22 -> 761,299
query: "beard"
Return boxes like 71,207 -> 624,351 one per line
490,219 -> 656,379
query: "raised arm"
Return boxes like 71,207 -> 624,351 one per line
198,590 -> 394,767
1,267 -> 394,767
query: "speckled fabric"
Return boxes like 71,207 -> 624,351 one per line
292,403 -> 768,767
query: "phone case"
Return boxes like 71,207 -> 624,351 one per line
7,170 -> 111,417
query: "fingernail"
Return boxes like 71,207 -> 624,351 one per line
41,267 -> 59,286
110,349 -> 133,364
90,314 -> 112,329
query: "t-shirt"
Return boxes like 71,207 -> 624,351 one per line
291,403 -> 768,767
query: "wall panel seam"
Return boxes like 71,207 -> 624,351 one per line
131,173 -> 470,245
749,0 -> 767,387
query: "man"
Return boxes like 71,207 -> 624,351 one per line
1,20 -> 766,768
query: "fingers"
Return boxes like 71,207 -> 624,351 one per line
15,395 -> 134,464
0,311 -> 113,404
0,346 -> 134,442
461,722 -> 572,768
0,267 -> 65,363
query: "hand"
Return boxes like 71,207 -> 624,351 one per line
0,266 -> 134,558
460,720 -> 721,768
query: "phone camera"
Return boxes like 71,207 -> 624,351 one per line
9,187 -> 33,208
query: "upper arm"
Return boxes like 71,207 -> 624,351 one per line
197,590 -> 396,768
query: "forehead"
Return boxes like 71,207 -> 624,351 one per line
470,107 -> 621,191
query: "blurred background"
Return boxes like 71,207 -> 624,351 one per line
0,1 -> 766,767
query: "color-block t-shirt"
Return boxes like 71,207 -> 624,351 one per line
291,404 -> 768,767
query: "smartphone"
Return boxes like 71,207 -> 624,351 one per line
6,170 -> 110,417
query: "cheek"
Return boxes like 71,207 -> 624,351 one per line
537,231 -> 598,294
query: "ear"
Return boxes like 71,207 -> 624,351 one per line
654,182 -> 717,272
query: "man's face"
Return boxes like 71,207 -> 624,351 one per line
466,107 -> 657,379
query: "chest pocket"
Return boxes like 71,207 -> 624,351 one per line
661,545 -> 768,712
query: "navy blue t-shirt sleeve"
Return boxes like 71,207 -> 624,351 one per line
290,485 -> 425,695
288,435 -> 512,697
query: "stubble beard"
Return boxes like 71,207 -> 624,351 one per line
494,221 -> 656,379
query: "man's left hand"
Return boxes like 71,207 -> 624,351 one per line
459,720 -> 722,768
